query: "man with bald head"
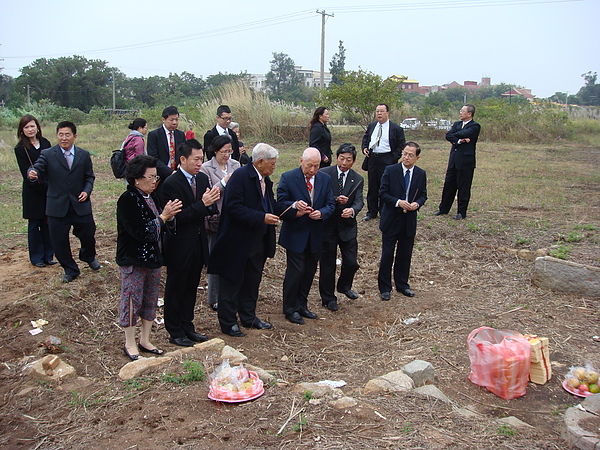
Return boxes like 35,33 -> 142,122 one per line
275,148 -> 335,324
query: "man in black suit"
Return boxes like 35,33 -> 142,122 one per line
361,104 -> 406,221
161,139 -> 220,347
203,105 -> 240,162
275,148 -> 335,324
434,104 -> 481,220
378,142 -> 427,300
147,106 -> 185,181
318,143 -> 364,311
208,143 -> 279,337
28,121 -> 100,283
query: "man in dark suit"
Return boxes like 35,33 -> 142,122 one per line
208,143 -> 280,337
378,142 -> 427,300
434,104 -> 481,220
203,105 -> 240,162
147,106 -> 186,181
318,143 -> 364,311
361,104 -> 406,221
161,139 -> 220,347
28,121 -> 100,283
275,148 -> 335,324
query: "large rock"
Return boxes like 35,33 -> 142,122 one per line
363,370 -> 414,395
533,256 -> 600,297
119,356 -> 171,380
563,394 -> 600,449
402,360 -> 435,387
221,345 -> 248,364
496,416 -> 533,429
412,385 -> 450,403
330,396 -> 358,409
292,382 -> 343,398
176,338 -> 226,358
23,355 -> 76,383
245,363 -> 275,384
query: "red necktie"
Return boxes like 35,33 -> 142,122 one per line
169,131 -> 176,170
306,176 -> 312,193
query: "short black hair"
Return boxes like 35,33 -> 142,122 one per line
216,105 -> 231,117
178,138 -> 202,160
404,141 -> 421,156
336,143 -> 357,160
57,121 -> 77,135
464,104 -> 476,117
377,103 -> 390,112
126,155 -> 157,184
209,134 -> 232,155
162,106 -> 179,118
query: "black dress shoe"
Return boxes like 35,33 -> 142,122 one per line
186,331 -> 208,343
242,319 -> 272,330
44,260 -> 58,265
138,344 -> 165,355
453,213 -> 465,220
299,309 -> 318,319
286,312 -> 305,325
323,301 -> 338,311
210,303 -> 218,311
88,259 -> 102,271
433,210 -> 447,216
227,324 -> 246,337
124,346 -> 139,361
381,292 -> 391,301
362,214 -> 374,221
340,289 -> 359,300
33,262 -> 46,268
398,288 -> 415,297
169,336 -> 195,347
62,274 -> 78,283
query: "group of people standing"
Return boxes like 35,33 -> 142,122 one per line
14,101 -> 480,360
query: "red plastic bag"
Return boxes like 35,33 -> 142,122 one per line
467,326 -> 531,400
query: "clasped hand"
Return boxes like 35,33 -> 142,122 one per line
201,186 -> 220,206
163,199 -> 183,220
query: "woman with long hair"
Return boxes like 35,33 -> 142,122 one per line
14,115 -> 55,267
309,106 -> 332,168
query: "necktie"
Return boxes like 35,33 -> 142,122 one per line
404,170 -> 411,201
64,150 -> 72,169
375,123 -> 383,148
461,122 -> 466,129
338,172 -> 345,195
190,175 -> 197,198
260,178 -> 266,197
306,176 -> 312,193
169,131 -> 176,170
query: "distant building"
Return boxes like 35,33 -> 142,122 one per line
249,67 -> 332,92
501,88 -> 536,101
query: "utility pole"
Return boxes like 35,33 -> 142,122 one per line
27,84 -> 31,107
316,10 -> 333,89
111,69 -> 116,116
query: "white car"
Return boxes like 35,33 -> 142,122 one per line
426,119 -> 452,130
400,118 -> 421,130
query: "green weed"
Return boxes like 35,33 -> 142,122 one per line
550,244 -> 571,260
515,235 -> 531,246
293,414 -> 307,432
400,422 -> 413,433
497,424 -> 516,436
303,390 -> 313,401
564,231 -> 583,243
162,360 -> 206,385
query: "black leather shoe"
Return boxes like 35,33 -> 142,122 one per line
169,336 -> 195,347
362,214 -> 374,221
340,289 -> 359,300
33,262 -> 46,268
210,303 -> 218,311
186,331 -> 208,343
398,288 -> 415,297
88,259 -> 101,271
62,274 -> 78,283
138,344 -> 164,355
227,324 -> 246,337
381,292 -> 391,301
434,210 -> 447,216
286,312 -> 305,325
242,319 -> 272,330
323,301 -> 338,311
124,346 -> 139,361
44,260 -> 58,266
299,309 -> 318,319
453,213 -> 465,220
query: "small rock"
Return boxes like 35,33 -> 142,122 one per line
293,382 -> 343,398
330,396 -> 358,409
363,370 -> 414,395
58,376 -> 94,391
245,364 -> 275,384
412,385 -> 450,403
497,416 -> 533,429
23,356 -> 76,383
118,356 -> 171,380
402,360 -> 435,387
453,406 -> 481,419
281,355 -> 289,362
308,398 -> 323,405
221,345 -> 247,364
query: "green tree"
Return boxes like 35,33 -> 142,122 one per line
205,71 -> 250,89
124,75 -> 167,108
14,55 -> 115,112
329,40 -> 346,85
265,52 -> 302,101
318,69 -> 402,128
577,71 -> 600,106
0,73 -> 14,106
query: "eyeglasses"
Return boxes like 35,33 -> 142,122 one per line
401,152 -> 417,159
143,175 -> 160,181
219,116 -> 233,122
218,149 -> 233,154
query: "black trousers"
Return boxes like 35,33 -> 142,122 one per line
282,247 -> 320,317
366,152 -> 394,217
438,165 -> 475,217
378,224 -> 414,293
48,206 -> 96,278
164,240 -> 203,339
218,248 -> 267,333
319,237 -> 359,304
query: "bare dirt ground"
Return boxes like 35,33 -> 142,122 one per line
0,144 -> 599,449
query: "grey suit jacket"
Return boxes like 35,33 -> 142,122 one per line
31,145 -> 95,218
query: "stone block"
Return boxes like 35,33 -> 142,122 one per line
402,360 -> 435,387
330,396 -> 358,409
118,356 -> 172,380
292,382 -> 343,398
533,256 -> 600,298
23,356 -> 76,383
412,384 -> 450,403
221,345 -> 248,364
363,370 -> 414,395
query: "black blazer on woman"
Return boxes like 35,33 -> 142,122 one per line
15,137 -> 52,219
309,121 -> 332,167
116,186 -> 167,269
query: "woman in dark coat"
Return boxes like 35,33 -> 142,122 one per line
14,115 -> 55,267
116,155 -> 182,360
309,106 -> 332,168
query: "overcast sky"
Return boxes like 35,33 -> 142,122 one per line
1,0 -> 597,99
